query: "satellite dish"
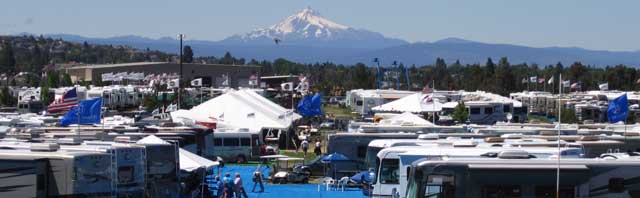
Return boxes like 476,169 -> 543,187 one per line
506,113 -> 513,122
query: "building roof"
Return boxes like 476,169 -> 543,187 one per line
64,62 -> 260,69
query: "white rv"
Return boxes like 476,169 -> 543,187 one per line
406,157 -> 640,198
213,128 -> 264,163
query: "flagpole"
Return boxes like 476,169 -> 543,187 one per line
432,80 -> 435,124
556,73 -> 562,198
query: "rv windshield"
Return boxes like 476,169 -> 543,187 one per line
424,174 -> 455,198
379,159 -> 399,184
365,146 -> 383,169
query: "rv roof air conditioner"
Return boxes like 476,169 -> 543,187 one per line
30,143 -> 60,152
418,134 -> 439,140
497,150 -> 532,159
57,137 -> 83,145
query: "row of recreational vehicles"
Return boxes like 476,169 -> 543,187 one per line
326,117 -> 640,198
15,85 -> 151,113
0,139 -> 179,198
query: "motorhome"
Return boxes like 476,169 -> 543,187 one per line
0,140 -> 147,197
0,156 -> 48,197
213,128 -> 264,163
327,132 -> 420,169
372,145 -> 584,198
405,157 -> 640,198
346,89 -> 416,116
0,145 -> 113,197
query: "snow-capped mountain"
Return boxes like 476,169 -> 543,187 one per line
220,8 -> 408,49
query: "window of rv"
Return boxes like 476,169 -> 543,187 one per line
485,107 -> 494,114
356,100 -> 363,106
379,159 -> 399,184
470,108 -> 481,115
424,174 -> 455,198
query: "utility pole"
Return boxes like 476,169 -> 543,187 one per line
178,34 -> 185,109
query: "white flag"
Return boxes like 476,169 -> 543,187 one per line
529,76 -> 537,83
547,76 -> 554,84
221,74 -> 229,86
599,83 -> 609,91
562,80 -> 571,88
190,78 -> 202,87
168,79 -> 180,89
281,82 -> 294,91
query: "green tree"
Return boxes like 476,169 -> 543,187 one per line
40,85 -> 52,106
451,101 -> 469,123
62,73 -> 73,86
182,45 -> 194,63
0,42 -> 16,73
0,86 -> 13,106
561,108 -> 579,124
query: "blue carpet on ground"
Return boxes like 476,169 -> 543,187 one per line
208,165 -> 364,198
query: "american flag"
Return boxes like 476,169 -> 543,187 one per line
47,88 -> 78,113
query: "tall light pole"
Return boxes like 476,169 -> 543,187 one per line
178,34 -> 185,109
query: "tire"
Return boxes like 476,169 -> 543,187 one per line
237,155 -> 246,164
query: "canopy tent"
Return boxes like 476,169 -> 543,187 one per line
372,93 -> 443,113
171,89 -> 301,131
379,112 -> 434,126
136,135 -> 219,172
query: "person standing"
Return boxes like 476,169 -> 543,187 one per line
314,139 -> 322,156
252,170 -> 264,192
215,176 -> 223,198
234,173 -> 248,198
301,139 -> 309,158
223,173 -> 234,198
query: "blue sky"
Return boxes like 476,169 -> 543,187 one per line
1,0 -> 638,51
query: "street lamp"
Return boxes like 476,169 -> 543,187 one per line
177,34 -> 185,109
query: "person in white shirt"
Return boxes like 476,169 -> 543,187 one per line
234,173 -> 248,198
301,139 -> 309,158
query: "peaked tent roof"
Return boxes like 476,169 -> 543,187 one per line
372,93 -> 443,113
171,89 -> 301,131
380,112 -> 434,126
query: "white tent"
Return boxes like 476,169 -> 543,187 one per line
136,135 -> 219,172
171,89 -> 301,131
372,93 -> 443,113
379,112 -> 434,126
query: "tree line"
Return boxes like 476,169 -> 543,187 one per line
1,35 -> 638,99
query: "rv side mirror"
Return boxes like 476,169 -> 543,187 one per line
609,178 -> 625,193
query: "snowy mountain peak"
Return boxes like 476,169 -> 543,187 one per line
268,7 -> 348,36
221,7 -> 408,48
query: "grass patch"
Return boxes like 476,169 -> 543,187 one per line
528,114 -> 553,124
323,104 -> 356,119
280,149 -> 321,162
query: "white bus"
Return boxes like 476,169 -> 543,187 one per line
213,128 -> 264,163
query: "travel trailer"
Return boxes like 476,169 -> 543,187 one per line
0,146 -> 113,197
405,157 -> 640,198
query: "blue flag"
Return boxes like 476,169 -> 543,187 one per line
297,93 -> 323,117
59,97 -> 103,127
608,94 -> 628,123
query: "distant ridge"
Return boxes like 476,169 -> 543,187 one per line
25,7 -> 640,67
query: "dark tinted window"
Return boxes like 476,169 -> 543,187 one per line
503,105 -> 511,112
470,108 -> 480,114
213,138 -> 222,146
356,100 -> 363,106
357,146 -> 367,158
485,107 -> 494,114
240,138 -> 251,146
223,138 -> 239,146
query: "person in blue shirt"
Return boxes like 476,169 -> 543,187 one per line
215,176 -> 223,198
222,173 -> 234,197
